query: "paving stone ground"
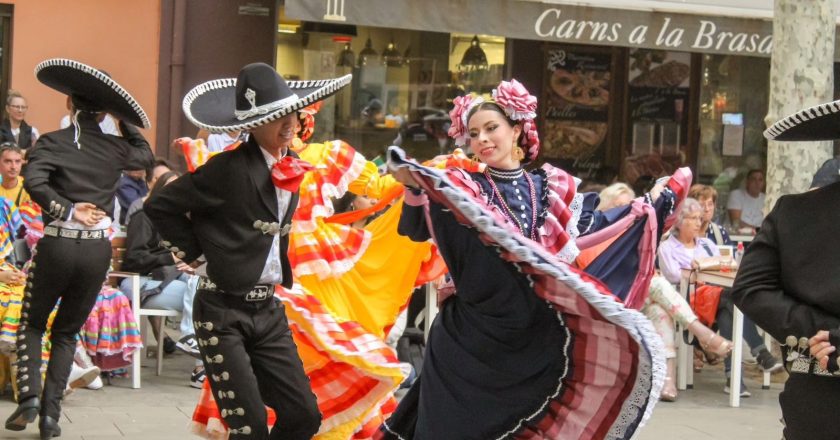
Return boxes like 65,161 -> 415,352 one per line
0,349 -> 786,439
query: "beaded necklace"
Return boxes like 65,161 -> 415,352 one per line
484,168 -> 538,240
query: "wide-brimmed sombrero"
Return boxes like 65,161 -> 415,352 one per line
183,62 -> 351,133
764,99 -> 840,141
35,58 -> 150,129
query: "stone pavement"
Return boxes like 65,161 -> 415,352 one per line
0,350 -> 786,439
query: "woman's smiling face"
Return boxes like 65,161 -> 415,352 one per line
468,108 -> 521,170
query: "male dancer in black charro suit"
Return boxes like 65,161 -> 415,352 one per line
4,59 -> 153,439
732,101 -> 840,440
145,63 -> 351,440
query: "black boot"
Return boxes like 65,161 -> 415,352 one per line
5,396 -> 40,431
38,415 -> 61,439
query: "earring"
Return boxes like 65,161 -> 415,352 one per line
511,145 -> 525,161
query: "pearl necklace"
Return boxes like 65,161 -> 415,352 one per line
484,169 -> 538,240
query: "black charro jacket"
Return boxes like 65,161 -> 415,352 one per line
144,137 -> 298,295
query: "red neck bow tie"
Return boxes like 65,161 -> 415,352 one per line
271,156 -> 314,192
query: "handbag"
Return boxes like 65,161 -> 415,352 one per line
690,283 -> 723,327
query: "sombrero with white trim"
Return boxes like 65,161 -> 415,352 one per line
35,58 -> 150,129
183,62 -> 351,133
764,99 -> 840,141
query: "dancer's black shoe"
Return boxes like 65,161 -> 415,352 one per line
5,396 -> 40,431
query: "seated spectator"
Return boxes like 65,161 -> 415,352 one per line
0,91 -> 39,149
597,182 -> 634,211
659,198 -> 781,397
689,184 -> 732,246
362,98 -> 385,127
124,157 -> 176,224
726,169 -> 766,233
119,171 -> 204,388
116,169 -> 148,224
589,191 -> 733,402
641,275 -> 731,401
0,143 -> 30,207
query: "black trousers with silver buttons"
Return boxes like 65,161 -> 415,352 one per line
193,289 -> 321,440
15,235 -> 112,419
780,373 -> 840,440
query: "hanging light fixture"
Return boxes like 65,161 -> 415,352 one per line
402,45 -> 411,65
337,42 -> 355,67
357,37 -> 378,67
381,38 -> 403,67
458,35 -> 488,71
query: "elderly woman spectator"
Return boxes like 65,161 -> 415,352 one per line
659,198 -> 781,397
634,197 -> 732,402
689,184 -> 733,247
689,184 -> 783,379
0,91 -> 39,149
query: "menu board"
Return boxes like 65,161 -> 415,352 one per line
623,49 -> 691,184
541,47 -> 612,178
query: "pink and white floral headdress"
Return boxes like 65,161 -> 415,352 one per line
447,79 -> 540,162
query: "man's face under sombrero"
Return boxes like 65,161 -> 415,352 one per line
250,111 -> 301,153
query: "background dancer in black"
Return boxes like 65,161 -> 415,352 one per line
4,58 -> 153,438
733,99 -> 840,440
146,63 -> 351,440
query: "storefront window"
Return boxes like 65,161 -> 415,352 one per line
277,22 -> 505,162
623,49 -> 692,190
696,54 -> 769,223
540,44 -> 615,180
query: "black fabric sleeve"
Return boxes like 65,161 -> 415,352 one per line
118,121 -> 154,171
23,136 -> 73,218
397,189 -> 431,242
731,196 -> 840,341
122,211 -> 174,275
144,158 -> 226,264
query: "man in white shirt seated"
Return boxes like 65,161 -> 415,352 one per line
727,169 -> 766,233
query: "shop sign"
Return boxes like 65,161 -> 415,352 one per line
286,0 -> 840,59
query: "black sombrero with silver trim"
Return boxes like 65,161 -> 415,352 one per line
35,58 -> 150,129
183,62 -> 352,133
764,99 -> 840,141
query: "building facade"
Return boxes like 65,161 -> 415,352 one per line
1,0 -> 838,201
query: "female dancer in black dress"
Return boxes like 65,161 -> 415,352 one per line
381,80 -> 681,439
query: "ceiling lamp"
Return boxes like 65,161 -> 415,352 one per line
459,35 -> 488,71
337,43 -> 355,67
357,37 -> 378,67
402,45 -> 411,65
381,38 -> 403,67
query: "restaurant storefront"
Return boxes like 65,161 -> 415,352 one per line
266,0 -> 840,222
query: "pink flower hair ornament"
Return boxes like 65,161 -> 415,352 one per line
447,79 -> 541,162
447,93 -> 483,147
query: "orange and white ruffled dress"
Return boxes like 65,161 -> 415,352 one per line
182,138 -> 445,439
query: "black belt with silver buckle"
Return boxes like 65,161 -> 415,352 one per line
789,356 -> 840,378
197,277 -> 272,302
43,225 -> 107,240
